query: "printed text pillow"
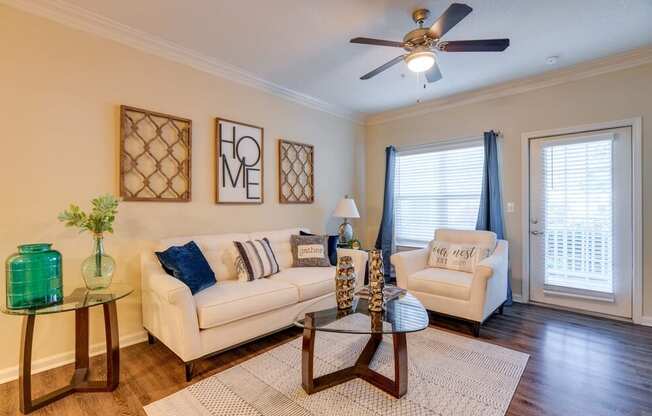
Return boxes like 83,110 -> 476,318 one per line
427,241 -> 493,273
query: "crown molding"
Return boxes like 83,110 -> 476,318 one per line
1,0 -> 363,124
366,46 -> 652,126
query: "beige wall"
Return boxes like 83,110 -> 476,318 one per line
0,6 -> 364,374
365,63 -> 652,316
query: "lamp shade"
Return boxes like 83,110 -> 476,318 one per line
333,197 -> 360,219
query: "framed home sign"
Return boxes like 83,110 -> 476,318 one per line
215,118 -> 264,204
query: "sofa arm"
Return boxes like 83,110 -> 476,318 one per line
140,253 -> 202,362
336,248 -> 368,291
391,248 -> 429,289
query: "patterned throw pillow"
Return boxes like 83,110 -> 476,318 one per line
427,241 -> 493,273
233,238 -> 280,281
290,235 -> 331,267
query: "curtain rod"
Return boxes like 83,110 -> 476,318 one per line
396,130 -> 502,152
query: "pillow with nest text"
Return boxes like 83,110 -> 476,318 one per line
427,241 -> 493,273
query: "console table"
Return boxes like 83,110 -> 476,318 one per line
2,283 -> 133,414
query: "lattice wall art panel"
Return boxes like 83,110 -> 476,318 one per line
278,140 -> 314,204
120,106 -> 192,202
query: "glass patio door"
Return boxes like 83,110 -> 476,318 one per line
528,127 -> 632,317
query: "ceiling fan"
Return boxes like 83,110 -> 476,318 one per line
351,3 -> 510,83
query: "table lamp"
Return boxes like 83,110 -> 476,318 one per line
333,195 -> 360,245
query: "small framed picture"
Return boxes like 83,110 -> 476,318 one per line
215,118 -> 264,204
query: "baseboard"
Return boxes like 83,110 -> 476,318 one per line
511,294 -> 525,303
0,330 -> 148,385
638,316 -> 652,327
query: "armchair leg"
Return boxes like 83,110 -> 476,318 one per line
471,322 -> 481,338
147,332 -> 155,345
185,361 -> 195,382
498,304 -> 504,315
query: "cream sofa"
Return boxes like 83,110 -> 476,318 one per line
140,227 -> 368,380
391,229 -> 508,337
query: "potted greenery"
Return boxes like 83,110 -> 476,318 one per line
58,194 -> 119,289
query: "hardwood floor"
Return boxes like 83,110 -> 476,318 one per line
1,303 -> 651,416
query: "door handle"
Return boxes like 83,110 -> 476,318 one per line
530,230 -> 544,236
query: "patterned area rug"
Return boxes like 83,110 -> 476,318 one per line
145,315 -> 529,416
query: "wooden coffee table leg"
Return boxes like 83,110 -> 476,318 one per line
301,315 -> 316,393
301,330 -> 409,399
393,332 -> 408,398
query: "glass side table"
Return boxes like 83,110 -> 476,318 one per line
1,283 -> 133,414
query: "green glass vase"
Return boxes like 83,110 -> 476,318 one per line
6,243 -> 63,309
81,234 -> 114,290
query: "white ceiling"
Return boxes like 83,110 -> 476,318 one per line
47,0 -> 652,116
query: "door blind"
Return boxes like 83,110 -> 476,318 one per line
395,142 -> 484,247
541,138 -> 613,293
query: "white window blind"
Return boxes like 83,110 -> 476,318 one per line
395,141 -> 484,247
542,138 -> 613,293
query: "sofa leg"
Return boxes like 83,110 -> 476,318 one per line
471,322 -> 481,338
185,362 -> 195,382
498,304 -> 504,315
147,332 -> 155,345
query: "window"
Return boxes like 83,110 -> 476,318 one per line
394,140 -> 484,247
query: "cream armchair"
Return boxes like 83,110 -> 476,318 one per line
391,229 -> 508,337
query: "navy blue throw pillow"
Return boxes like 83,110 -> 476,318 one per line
155,241 -> 216,295
300,231 -> 339,266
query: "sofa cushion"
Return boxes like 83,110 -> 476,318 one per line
194,279 -> 298,329
434,229 -> 497,248
270,266 -> 336,302
407,268 -> 473,300
249,228 -> 306,270
159,233 -> 250,282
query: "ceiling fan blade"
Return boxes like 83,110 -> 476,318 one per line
425,62 -> 442,83
439,39 -> 510,52
429,3 -> 473,39
350,37 -> 405,48
360,55 -> 405,80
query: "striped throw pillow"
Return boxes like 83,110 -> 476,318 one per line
233,238 -> 280,281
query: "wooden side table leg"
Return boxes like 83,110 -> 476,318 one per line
18,315 -> 35,414
104,301 -> 120,390
73,308 -> 89,384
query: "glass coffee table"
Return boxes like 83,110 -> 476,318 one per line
2,284 -> 133,414
294,291 -> 428,398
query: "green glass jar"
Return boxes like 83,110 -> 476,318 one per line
6,243 -> 63,309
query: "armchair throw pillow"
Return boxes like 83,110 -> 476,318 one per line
427,241 -> 493,273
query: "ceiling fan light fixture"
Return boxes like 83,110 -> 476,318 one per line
406,49 -> 435,73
